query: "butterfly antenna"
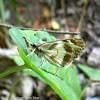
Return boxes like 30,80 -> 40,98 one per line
23,37 -> 29,47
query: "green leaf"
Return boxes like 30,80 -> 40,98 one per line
9,27 -> 82,100
22,30 -> 39,43
36,31 -> 56,41
24,68 -> 46,82
77,64 -> 100,80
63,67 -> 81,97
9,27 -> 28,54
13,56 -> 24,66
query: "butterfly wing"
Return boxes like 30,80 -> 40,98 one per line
38,39 -> 84,68
44,46 -> 72,68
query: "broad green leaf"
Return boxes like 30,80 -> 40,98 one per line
9,27 -> 82,100
9,27 -> 28,54
77,64 -> 100,80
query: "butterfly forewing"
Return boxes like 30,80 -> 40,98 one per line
38,39 -> 84,68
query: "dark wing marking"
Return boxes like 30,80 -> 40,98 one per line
43,43 -> 73,68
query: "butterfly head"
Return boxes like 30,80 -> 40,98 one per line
31,42 -> 38,49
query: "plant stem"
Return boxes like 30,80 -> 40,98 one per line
8,71 -> 24,100
81,80 -> 91,97
0,0 -> 6,23
10,0 -> 21,26
0,23 -> 79,35
0,65 -> 27,78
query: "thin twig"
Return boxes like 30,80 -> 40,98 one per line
0,23 -> 79,35
76,0 -> 88,32
91,79 -> 100,83
81,79 -> 100,97
81,80 -> 91,97
61,0 -> 66,18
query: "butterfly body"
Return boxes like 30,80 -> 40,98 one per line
30,39 -> 84,68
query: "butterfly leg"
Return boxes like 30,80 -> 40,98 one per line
24,48 -> 32,50
27,49 -> 36,57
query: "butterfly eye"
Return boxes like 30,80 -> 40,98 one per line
31,43 -> 36,48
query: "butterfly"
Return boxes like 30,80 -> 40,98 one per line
24,37 -> 84,68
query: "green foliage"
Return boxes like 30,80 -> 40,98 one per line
13,56 -> 24,66
10,0 -> 21,26
77,64 -> 100,80
77,64 -> 100,97
8,27 -> 82,100
0,0 -> 6,23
